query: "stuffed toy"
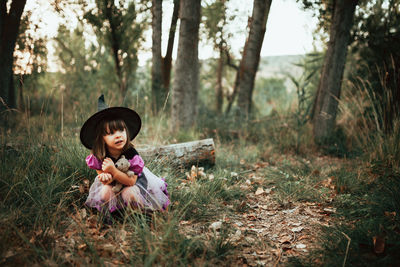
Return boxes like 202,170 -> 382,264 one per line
112,155 -> 135,192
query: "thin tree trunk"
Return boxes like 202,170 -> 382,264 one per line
236,0 -> 272,118
18,75 -> 24,111
8,73 -> 16,108
312,0 -> 358,145
216,48 -> 224,114
162,0 -> 179,91
152,0 -> 163,113
105,0 -> 126,96
171,0 -> 201,130
0,0 -> 27,111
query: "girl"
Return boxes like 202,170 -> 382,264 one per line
80,95 -> 170,214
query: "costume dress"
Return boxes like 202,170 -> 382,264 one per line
85,147 -> 170,212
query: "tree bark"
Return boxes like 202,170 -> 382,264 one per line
0,0 -> 27,111
18,75 -> 24,110
161,0 -> 179,91
151,0 -> 163,113
236,0 -> 272,118
171,0 -> 201,130
312,0 -> 358,145
103,0 -> 127,96
137,138 -> 215,167
216,48 -> 224,114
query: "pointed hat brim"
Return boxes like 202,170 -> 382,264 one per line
80,107 -> 141,149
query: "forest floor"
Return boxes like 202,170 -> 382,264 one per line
32,152 -> 346,266
5,131 -> 398,266
177,154 -> 344,266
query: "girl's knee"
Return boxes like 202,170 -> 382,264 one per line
100,185 -> 114,202
121,187 -> 139,204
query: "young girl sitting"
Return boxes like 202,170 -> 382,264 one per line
80,95 -> 170,214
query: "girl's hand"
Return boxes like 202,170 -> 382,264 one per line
102,157 -> 116,174
98,172 -> 113,185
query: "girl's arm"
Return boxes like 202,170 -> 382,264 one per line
110,168 -> 138,186
102,158 -> 137,186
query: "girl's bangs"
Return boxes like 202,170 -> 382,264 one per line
103,119 -> 126,135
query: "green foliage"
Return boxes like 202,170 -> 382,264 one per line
253,77 -> 288,116
84,0 -> 147,97
350,0 -> 400,133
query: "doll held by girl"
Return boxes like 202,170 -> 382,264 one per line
80,95 -> 170,213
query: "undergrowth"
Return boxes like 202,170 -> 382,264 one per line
0,112 -> 246,266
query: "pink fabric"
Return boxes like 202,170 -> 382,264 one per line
86,154 -> 102,170
85,154 -> 144,174
129,155 -> 144,174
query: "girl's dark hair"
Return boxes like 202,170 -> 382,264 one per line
92,118 -> 132,161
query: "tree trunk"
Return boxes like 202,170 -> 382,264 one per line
0,0 -> 27,111
137,138 -> 215,167
152,0 -> 163,113
161,0 -> 179,91
216,48 -> 224,114
171,0 -> 201,130
312,0 -> 358,145
18,75 -> 24,111
105,0 -> 126,96
236,0 -> 272,118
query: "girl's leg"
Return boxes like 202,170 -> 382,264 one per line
121,186 -> 143,207
100,185 -> 115,202
99,185 -> 115,224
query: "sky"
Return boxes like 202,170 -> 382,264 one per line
25,0 -> 320,69
148,0 -> 320,64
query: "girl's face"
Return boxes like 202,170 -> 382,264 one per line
103,127 -> 127,152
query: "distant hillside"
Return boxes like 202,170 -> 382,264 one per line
258,54 -> 305,92
258,55 -> 303,77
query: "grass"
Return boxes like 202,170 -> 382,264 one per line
0,111 -> 247,266
2,78 -> 400,266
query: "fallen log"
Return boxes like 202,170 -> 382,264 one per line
136,138 -> 215,167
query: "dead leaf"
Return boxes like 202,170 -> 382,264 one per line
321,177 -> 336,190
295,243 -> 306,249
255,187 -> 264,195
311,169 -> 320,176
278,235 -> 292,244
99,243 -> 116,253
384,211 -> 396,218
79,184 -> 85,194
79,208 -> 87,219
323,207 -> 336,213
373,236 -> 385,254
291,226 -> 304,233
246,214 -> 258,221
209,221 -> 222,231
77,243 -> 87,250
186,165 -> 206,181
3,250 -> 16,259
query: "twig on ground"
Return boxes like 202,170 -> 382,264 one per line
341,231 -> 351,267
273,245 -> 282,267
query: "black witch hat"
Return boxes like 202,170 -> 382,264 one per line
79,95 -> 141,149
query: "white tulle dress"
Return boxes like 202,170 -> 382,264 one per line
84,148 -> 170,212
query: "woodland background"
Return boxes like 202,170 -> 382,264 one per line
1,0 -> 400,266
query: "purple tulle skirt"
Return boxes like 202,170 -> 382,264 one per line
85,167 -> 170,212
